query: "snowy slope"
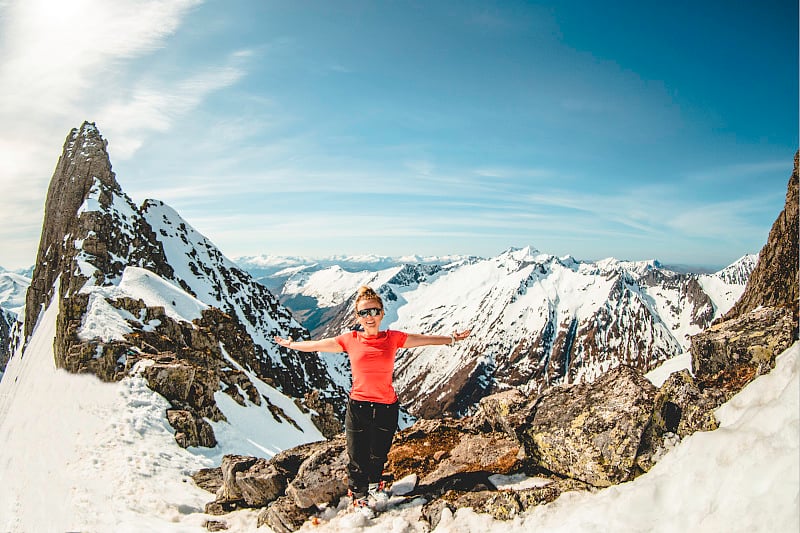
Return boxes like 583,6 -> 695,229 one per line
0,282 -> 325,532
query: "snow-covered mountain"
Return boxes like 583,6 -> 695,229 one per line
9,122 -> 348,447
234,253 -> 472,292
0,269 -> 30,375
266,247 -> 756,418
0,268 -> 30,317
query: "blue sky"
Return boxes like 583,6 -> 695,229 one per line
0,0 -> 796,271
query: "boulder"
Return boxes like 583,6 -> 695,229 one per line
636,369 -> 722,472
465,388 -> 532,439
257,496 -> 316,533
387,418 -> 468,484
211,454 -> 289,508
520,364 -> 656,487
421,477 -> 592,529
216,455 -> 258,504
192,467 -> 223,494
418,432 -> 525,487
691,306 -> 796,379
166,409 -> 217,448
285,438 -> 349,508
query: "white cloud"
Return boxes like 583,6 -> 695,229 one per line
0,0 -> 248,269
98,60 -> 246,159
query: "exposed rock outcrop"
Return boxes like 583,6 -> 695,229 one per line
520,364 -> 656,487
197,364 -> 667,530
0,309 -> 13,371
691,153 -> 799,383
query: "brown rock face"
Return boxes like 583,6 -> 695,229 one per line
25,122 -> 172,340
723,152 -> 799,322
691,153 -> 799,382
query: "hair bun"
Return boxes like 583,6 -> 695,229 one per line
355,285 -> 383,309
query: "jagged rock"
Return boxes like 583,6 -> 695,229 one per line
203,519 -> 228,532
653,370 -> 721,437
270,439 -> 330,479
214,454 -> 291,509
204,501 -> 240,516
192,467 -> 223,494
636,369 -> 721,472
285,437 -> 349,508
216,455 -> 258,504
233,460 -> 286,507
418,432 -> 525,487
465,388 -> 531,439
257,496 -> 316,533
520,364 -> 656,487
421,477 -> 592,529
691,306 -> 796,379
167,409 -> 217,448
142,362 -> 223,421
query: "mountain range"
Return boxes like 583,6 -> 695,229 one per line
234,250 -> 755,418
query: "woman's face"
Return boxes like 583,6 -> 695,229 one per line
356,299 -> 384,331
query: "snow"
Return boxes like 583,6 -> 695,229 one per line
282,265 -> 403,307
645,351 -> 692,387
698,273 -> 748,315
81,265 -> 208,327
1,269 -> 797,532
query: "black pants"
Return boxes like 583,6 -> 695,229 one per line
345,398 -> 400,497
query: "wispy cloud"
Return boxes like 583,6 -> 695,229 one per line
99,58 -> 247,158
0,0 -> 245,268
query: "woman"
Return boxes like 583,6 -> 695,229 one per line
274,285 -> 470,513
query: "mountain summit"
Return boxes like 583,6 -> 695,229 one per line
20,122 -> 347,444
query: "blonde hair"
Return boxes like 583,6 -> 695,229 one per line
355,286 -> 383,310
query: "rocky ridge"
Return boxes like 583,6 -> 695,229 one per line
196,153 -> 798,532
21,122 -> 347,444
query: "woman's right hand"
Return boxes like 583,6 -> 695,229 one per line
274,336 -> 292,348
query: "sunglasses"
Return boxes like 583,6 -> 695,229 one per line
357,308 -> 383,317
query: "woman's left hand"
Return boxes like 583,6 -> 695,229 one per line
453,329 -> 471,342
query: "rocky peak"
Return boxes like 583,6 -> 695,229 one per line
691,152 -> 798,382
25,121 -> 117,337
723,152 -> 799,321
21,123 -> 347,444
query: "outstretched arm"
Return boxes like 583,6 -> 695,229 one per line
274,336 -> 344,353
402,329 -> 471,349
